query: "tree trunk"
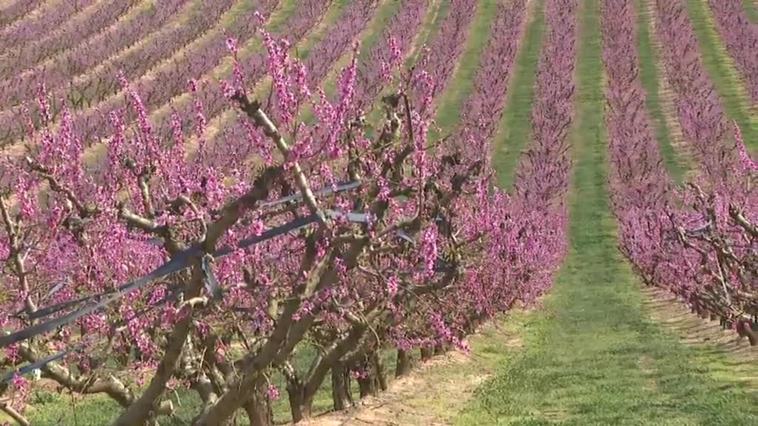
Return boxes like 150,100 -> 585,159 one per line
331,363 -> 353,411
192,218 -> 372,425
286,381 -> 312,423
0,401 -> 30,426
373,352 -> 388,391
434,344 -> 446,356
244,381 -> 273,426
736,320 -> 758,346
420,347 -> 433,361
357,374 -> 378,398
115,266 -> 204,426
395,350 -> 413,377
354,350 -> 386,399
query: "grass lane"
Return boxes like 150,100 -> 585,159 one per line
433,0 -> 500,136
292,0 -> 400,123
320,0 -> 402,97
685,0 -> 757,154
635,0 -> 687,182
457,1 -> 758,424
491,0 -> 546,190
742,0 -> 758,22
364,0 -> 448,130
406,0 -> 451,68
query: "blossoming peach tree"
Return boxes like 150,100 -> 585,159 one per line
0,30 -> 538,425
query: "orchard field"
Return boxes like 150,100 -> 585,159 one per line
0,0 -> 755,425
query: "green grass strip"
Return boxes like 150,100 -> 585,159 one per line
363,0 -> 449,134
356,0 -> 401,63
457,1 -> 758,424
406,0 -> 452,68
293,0 -> 351,60
742,0 -> 758,23
492,0 -> 546,190
433,0 -> 500,136
148,0 -> 300,125
685,0 -> 757,154
211,0 -> 302,74
297,0 -> 399,123
257,0 -> 298,31
320,0 -> 401,98
635,0 -> 686,182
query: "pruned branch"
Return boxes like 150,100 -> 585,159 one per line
0,399 -> 29,426
24,156 -> 94,218
232,92 -> 324,220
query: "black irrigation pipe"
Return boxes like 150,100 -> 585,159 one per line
0,178 -> 448,384
9,181 -> 362,322
0,283 -> 188,384
0,206 -> 370,348
0,213 -> 429,383
0,350 -> 69,384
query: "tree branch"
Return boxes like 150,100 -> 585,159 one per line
0,399 -> 29,426
231,93 -> 324,220
24,156 -> 93,218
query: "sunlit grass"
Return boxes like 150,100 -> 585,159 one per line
635,0 -> 687,182
742,0 -> 758,23
491,0 -> 546,190
432,0 -> 500,137
685,0 -> 757,154
458,1 -> 758,424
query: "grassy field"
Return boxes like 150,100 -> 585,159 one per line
492,0 -> 546,190
457,1 -> 758,424
685,0 -> 757,154
635,0 -> 687,182
432,0 -> 499,136
4,1 -> 757,425
742,0 -> 758,24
